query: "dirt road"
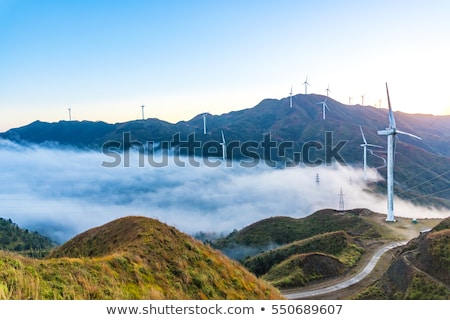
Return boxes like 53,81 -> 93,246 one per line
281,215 -> 442,300
282,241 -> 406,299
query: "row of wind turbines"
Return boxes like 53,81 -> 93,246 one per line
290,78 -> 332,119
290,76 -> 374,120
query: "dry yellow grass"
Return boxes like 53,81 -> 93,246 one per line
0,216 -> 284,300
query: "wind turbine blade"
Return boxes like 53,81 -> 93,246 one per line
221,130 -> 225,144
366,144 -> 383,148
396,130 -> 422,140
385,83 -> 396,129
393,135 -> 398,165
359,126 -> 368,145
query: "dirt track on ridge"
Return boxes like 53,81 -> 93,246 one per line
281,215 -> 442,300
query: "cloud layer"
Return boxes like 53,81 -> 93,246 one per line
0,139 -> 448,244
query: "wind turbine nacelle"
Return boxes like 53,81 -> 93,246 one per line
377,129 -> 394,136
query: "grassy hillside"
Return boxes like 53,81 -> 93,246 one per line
0,217 -> 56,258
243,231 -> 364,277
262,253 -> 348,289
213,208 -> 394,260
243,231 -> 364,289
0,216 -> 284,300
353,217 -> 450,299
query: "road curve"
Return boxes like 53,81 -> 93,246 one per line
283,241 -> 407,299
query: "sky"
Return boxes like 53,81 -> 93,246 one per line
1,0 -> 450,132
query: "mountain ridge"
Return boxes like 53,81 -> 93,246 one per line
1,94 -> 449,209
2,94 -> 449,156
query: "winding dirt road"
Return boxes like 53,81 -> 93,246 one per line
282,241 -> 407,300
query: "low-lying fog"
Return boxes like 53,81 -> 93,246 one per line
0,139 -> 448,244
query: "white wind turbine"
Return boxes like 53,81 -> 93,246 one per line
220,130 -> 227,161
359,125 -> 383,180
303,76 -> 311,94
316,98 -> 330,120
377,83 -> 422,222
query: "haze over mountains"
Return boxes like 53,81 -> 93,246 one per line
0,94 -> 449,243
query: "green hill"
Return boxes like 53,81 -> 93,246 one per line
243,231 -> 364,276
243,231 -> 364,289
0,217 -> 56,258
262,253 -> 348,289
213,208 -> 394,261
0,216 -> 284,300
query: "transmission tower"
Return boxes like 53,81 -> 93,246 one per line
338,188 -> 345,212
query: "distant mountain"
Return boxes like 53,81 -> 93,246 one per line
1,94 -> 449,208
0,216 -> 284,299
353,216 -> 450,299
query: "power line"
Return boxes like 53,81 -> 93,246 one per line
404,187 -> 450,202
396,169 -> 450,197
395,157 -> 450,187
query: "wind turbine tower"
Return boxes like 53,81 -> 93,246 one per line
289,85 -> 293,108
303,76 -> 311,94
361,95 -> 365,106
359,125 -> 382,180
220,130 -> 227,162
338,188 -> 345,211
326,85 -> 331,97
377,83 -> 422,222
141,105 -> 145,120
68,108 -> 72,121
203,113 -> 207,134
316,98 -> 330,120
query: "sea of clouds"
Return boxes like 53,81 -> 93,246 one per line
0,138 -> 448,244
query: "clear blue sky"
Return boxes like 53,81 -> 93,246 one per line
1,0 -> 449,131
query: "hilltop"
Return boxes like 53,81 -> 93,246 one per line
1,94 -> 449,209
0,216 -> 283,300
